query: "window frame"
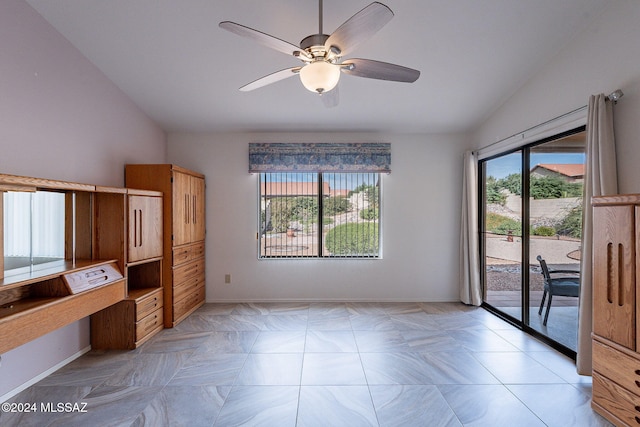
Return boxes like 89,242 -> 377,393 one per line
257,172 -> 383,260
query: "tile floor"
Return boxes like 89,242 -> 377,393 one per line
1,302 -> 613,426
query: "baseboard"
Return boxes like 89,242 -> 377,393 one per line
205,298 -> 460,303
0,345 -> 91,403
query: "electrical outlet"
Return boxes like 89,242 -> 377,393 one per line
225,274 -> 231,284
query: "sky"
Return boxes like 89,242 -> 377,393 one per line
485,152 -> 585,179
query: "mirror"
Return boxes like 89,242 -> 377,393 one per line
3,190 -> 66,277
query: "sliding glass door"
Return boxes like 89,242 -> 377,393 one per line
483,151 -> 523,321
481,129 -> 585,354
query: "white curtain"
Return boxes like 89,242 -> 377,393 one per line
31,191 -> 65,257
3,191 -> 65,259
460,150 -> 482,306
3,192 -> 31,256
576,94 -> 618,375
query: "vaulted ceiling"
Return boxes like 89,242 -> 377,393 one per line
26,0 -> 609,134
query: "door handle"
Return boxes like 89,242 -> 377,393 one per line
138,209 -> 143,247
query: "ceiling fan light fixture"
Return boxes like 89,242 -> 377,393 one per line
299,61 -> 340,94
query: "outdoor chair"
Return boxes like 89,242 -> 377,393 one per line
536,255 -> 580,326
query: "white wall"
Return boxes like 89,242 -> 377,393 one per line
0,0 -> 166,400
168,132 -> 466,302
475,0 -> 640,194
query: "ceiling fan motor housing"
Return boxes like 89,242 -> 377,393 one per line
300,34 -> 337,59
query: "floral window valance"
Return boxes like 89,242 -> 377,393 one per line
248,143 -> 391,173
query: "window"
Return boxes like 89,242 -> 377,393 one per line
249,142 -> 389,259
258,172 -> 381,258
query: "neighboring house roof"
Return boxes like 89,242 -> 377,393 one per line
262,181 -> 330,197
329,189 -> 349,198
531,163 -> 584,178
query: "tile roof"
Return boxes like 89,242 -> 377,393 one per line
261,181 -> 330,196
532,163 -> 584,178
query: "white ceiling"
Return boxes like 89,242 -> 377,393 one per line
26,0 -> 609,134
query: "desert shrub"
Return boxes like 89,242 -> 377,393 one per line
325,223 -> 378,255
266,196 -> 319,232
557,205 -> 583,238
486,187 -> 506,205
268,198 -> 296,233
532,225 -> 556,236
530,176 -> 584,199
323,196 -> 351,215
485,213 -> 522,236
292,196 -> 318,219
359,208 -> 378,220
497,173 -> 522,196
486,176 -> 506,205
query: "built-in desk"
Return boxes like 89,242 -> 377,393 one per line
0,259 -> 126,354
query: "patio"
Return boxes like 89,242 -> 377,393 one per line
487,289 -> 578,350
485,234 -> 581,351
486,265 -> 579,351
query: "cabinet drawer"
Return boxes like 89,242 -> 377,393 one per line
174,273 -> 205,302
173,285 -> 205,321
172,246 -> 191,266
136,288 -> 163,321
189,242 -> 205,259
172,242 -> 205,266
593,372 -> 640,426
173,258 -> 205,284
136,307 -> 163,341
593,340 -> 640,396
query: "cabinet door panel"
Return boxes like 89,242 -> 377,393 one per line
172,172 -> 191,246
593,205 -> 636,349
128,195 -> 163,263
191,176 -> 206,242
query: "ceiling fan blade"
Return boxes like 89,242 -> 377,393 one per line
219,21 -> 309,59
239,67 -> 301,92
324,2 -> 393,57
341,58 -> 420,83
321,85 -> 339,108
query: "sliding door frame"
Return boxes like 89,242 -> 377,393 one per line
478,125 -> 586,360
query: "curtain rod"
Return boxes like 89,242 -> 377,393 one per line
478,89 -> 624,153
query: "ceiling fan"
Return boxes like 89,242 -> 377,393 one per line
219,1 -> 420,107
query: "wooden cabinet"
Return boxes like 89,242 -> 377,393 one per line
592,195 -> 640,426
125,164 -> 206,327
0,174 -> 127,355
91,189 -> 164,349
91,285 -> 163,349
